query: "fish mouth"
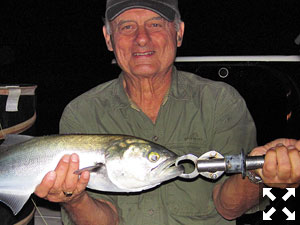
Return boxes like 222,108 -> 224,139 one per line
152,156 -> 185,179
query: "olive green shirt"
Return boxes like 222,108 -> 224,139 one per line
59,67 -> 257,225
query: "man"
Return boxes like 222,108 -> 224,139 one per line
35,1 -> 300,224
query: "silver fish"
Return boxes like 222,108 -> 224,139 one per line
0,134 -> 184,215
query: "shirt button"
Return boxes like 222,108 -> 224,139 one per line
152,136 -> 159,142
148,209 -> 154,215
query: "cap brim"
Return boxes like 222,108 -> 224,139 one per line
106,0 -> 176,21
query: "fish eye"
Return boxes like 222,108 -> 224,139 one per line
148,152 -> 160,162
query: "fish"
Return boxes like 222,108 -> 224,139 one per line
0,134 -> 184,215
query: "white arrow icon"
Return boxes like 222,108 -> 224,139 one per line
282,207 -> 295,220
282,188 -> 295,201
263,207 -> 276,220
263,188 -> 276,201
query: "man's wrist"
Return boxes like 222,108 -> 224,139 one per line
61,191 -> 88,209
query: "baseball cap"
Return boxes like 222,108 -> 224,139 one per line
106,0 -> 180,21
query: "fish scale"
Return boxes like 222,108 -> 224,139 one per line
0,134 -> 184,215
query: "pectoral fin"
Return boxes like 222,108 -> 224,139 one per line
74,163 -> 104,175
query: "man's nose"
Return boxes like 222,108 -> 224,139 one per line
134,26 -> 150,47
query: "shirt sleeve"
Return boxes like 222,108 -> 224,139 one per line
59,103 -> 86,134
211,84 -> 270,213
212,83 -> 257,156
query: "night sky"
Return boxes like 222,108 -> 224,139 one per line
1,0 -> 300,138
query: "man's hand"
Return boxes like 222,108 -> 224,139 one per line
250,138 -> 300,188
34,153 -> 90,203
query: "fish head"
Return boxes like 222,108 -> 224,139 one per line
104,138 -> 184,192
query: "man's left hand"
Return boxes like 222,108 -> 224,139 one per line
250,138 -> 300,188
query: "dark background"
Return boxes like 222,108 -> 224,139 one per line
1,1 -> 300,224
1,0 -> 300,137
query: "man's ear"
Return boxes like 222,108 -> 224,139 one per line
103,25 -> 114,51
176,22 -> 185,47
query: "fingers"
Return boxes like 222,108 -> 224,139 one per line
263,145 -> 290,180
295,139 -> 300,150
262,143 -> 300,188
276,145 -> 291,180
35,171 -> 56,198
263,138 -> 297,151
52,155 -> 71,191
77,171 -> 90,192
262,147 -> 277,179
34,153 -> 90,203
288,147 -> 300,181
63,154 -> 80,192
250,138 -> 298,157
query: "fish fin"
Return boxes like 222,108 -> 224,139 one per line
0,192 -> 31,215
0,134 -> 34,151
74,163 -> 105,175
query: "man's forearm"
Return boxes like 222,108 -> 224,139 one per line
61,191 -> 119,225
213,174 -> 263,220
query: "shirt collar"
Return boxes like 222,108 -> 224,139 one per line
112,66 -> 189,109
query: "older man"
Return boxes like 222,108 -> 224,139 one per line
35,1 -> 300,225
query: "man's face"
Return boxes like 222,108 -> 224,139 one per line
103,8 -> 184,78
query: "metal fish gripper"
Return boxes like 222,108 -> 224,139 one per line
175,150 -> 265,180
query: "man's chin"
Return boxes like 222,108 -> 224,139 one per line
130,66 -> 160,78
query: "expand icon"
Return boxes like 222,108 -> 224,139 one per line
263,188 -> 296,221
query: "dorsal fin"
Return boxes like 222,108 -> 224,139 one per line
0,134 -> 34,152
